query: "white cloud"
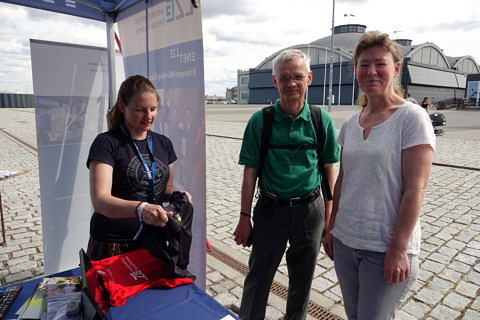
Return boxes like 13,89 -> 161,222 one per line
0,3 -> 105,93
0,0 -> 479,95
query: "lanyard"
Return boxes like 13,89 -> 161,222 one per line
121,123 -> 157,202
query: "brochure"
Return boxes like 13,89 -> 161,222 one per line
17,276 -> 82,320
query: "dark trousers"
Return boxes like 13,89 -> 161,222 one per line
239,195 -> 325,320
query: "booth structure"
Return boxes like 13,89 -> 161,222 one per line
1,0 -> 207,288
1,0 -> 215,317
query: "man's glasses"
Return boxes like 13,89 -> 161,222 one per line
278,75 -> 306,84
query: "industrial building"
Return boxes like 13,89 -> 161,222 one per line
237,24 -> 480,105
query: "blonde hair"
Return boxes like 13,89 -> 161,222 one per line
353,31 -> 404,108
108,75 -> 160,130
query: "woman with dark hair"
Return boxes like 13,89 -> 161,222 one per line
421,97 -> 431,111
86,75 -> 190,260
323,31 -> 435,319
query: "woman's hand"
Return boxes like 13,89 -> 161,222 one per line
183,191 -> 193,204
141,203 -> 173,227
384,246 -> 410,284
322,229 -> 334,260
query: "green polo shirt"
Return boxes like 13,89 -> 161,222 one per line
239,100 -> 340,198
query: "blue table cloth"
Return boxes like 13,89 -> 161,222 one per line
4,268 -> 238,320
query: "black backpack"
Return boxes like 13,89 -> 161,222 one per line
258,105 -> 332,200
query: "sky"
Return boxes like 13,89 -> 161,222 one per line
0,0 -> 479,96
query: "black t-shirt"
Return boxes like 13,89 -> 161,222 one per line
87,127 -> 177,241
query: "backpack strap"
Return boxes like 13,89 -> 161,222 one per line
310,105 -> 333,200
259,104 -> 333,201
258,105 -> 274,183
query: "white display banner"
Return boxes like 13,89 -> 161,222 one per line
30,39 -> 124,274
117,0 -> 207,288
466,80 -> 480,106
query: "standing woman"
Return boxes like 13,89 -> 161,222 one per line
421,97 -> 431,112
323,31 -> 435,319
86,75 -> 187,260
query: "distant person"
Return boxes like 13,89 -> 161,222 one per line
233,49 -> 340,319
405,92 -> 418,104
323,31 -> 435,319
86,75 -> 191,260
421,97 -> 431,112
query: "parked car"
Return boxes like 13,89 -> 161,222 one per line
433,98 -> 465,110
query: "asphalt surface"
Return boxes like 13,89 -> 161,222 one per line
0,105 -> 479,320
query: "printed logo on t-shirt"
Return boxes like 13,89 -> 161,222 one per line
126,154 -> 169,200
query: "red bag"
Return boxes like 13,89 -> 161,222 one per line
86,248 -> 194,313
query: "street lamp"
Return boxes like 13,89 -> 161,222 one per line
344,13 -> 355,24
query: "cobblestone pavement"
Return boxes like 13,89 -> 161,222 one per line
0,107 -> 479,320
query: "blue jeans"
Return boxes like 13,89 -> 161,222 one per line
333,237 -> 418,320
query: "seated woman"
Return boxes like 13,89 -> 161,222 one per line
86,75 -> 190,260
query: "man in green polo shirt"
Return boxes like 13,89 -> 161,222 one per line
233,49 -> 340,319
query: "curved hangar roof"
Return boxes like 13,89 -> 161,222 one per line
254,24 -> 479,74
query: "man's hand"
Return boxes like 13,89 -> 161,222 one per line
233,215 -> 253,247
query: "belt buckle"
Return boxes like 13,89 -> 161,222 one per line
289,196 -> 302,207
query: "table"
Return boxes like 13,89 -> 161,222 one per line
3,268 -> 238,320
107,284 -> 237,320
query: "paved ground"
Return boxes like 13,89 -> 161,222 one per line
0,106 -> 479,319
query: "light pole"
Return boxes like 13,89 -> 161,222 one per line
328,0 -> 335,112
306,44 -> 310,103
351,66 -> 356,106
323,49 -> 327,106
338,49 -> 342,106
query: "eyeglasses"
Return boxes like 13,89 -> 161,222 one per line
278,75 -> 306,83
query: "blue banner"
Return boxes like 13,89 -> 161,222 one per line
0,0 -> 142,22
1,0 -> 106,21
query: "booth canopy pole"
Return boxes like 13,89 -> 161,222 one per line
106,13 -> 117,111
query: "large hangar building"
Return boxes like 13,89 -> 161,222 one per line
237,24 -> 479,105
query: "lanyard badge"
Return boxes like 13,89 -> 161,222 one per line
121,123 -> 158,203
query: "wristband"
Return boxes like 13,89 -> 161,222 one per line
240,211 -> 251,218
136,202 -> 148,222
135,201 -> 142,215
